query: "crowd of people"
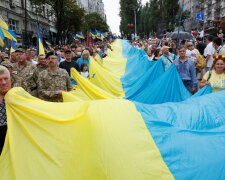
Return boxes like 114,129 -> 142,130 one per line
0,40 -> 112,154
0,40 -> 112,102
0,33 -> 225,155
131,35 -> 225,94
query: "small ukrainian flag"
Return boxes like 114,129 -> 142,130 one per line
10,39 -> 17,53
45,40 -> 51,46
76,32 -> 84,39
89,30 -> 96,39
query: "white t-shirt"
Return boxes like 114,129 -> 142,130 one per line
81,71 -> 89,78
186,49 -> 198,63
204,42 -> 215,68
32,60 -> 38,65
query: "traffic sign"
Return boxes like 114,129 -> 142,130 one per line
196,13 -> 204,21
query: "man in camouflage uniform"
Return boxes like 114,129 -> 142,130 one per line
12,48 -> 36,93
29,55 -> 48,96
37,52 -> 73,102
10,51 -> 17,63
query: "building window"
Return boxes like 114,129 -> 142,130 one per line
8,19 -> 19,31
21,0 -> 24,8
43,6 -> 45,17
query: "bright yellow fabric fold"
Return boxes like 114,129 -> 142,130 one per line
68,68 -> 117,101
89,57 -> 124,97
0,88 -> 174,180
68,39 -> 126,100
102,40 -> 127,76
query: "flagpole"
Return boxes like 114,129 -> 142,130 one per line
175,0 -> 184,55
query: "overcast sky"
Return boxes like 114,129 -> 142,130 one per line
103,0 -> 149,35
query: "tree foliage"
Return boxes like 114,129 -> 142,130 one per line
30,0 -> 84,43
119,0 -> 141,35
177,10 -> 191,31
30,0 -> 109,43
120,0 -> 181,37
81,12 -> 108,36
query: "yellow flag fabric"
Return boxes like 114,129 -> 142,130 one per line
0,17 -> 17,43
0,88 -> 173,180
38,38 -> 45,55
2,28 -> 17,42
68,39 -> 126,101
0,37 -> 4,47
0,17 -> 8,30
63,89 -> 90,102
100,40 -> 127,76
69,68 -> 117,100
94,53 -> 104,66
89,57 -> 124,97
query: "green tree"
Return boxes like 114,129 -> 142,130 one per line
119,0 -> 141,35
161,0 -> 180,31
176,10 -> 191,31
81,12 -> 108,36
137,0 -> 181,37
30,0 -> 85,44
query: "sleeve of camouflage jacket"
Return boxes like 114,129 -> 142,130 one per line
66,73 -> 73,91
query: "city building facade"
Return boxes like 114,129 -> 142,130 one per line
76,0 -> 106,20
0,0 -> 57,47
179,0 -> 225,32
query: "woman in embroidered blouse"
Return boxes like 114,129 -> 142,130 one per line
199,55 -> 225,93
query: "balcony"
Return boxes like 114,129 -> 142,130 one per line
207,0 -> 212,6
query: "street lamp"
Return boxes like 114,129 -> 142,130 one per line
130,5 -> 137,39
24,0 -> 27,48
134,8 -> 136,38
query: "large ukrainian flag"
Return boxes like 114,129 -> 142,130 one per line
0,39 -> 225,180
67,39 -> 210,102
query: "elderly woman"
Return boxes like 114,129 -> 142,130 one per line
199,55 -> 225,93
0,65 -> 11,154
77,50 -> 90,71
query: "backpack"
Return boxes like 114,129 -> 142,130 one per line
194,49 -> 206,69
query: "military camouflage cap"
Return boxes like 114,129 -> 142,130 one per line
1,60 -> 13,68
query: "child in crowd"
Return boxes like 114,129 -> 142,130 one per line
80,63 -> 89,78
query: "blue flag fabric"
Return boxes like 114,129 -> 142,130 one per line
0,27 -> 5,47
121,40 -> 211,104
72,35 -> 79,41
134,90 -> 225,179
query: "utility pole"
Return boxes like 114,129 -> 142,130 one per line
134,9 -> 136,38
175,0 -> 185,55
24,0 -> 27,48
